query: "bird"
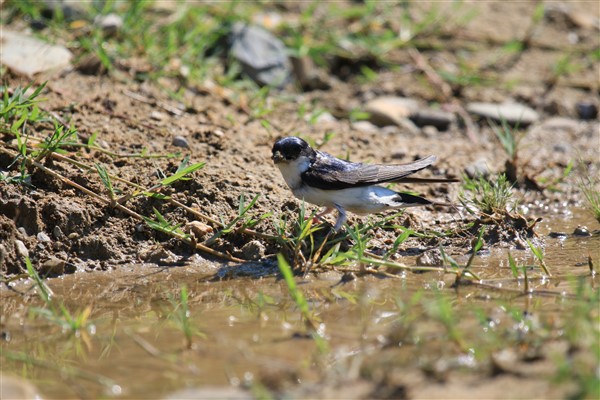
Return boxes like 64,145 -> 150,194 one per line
271,136 -> 456,231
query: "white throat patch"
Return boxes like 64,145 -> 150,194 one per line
276,155 -> 311,190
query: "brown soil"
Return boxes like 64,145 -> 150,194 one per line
1,1 -> 598,278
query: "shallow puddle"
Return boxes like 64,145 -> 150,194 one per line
2,209 -> 598,399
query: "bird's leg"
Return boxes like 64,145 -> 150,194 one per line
312,207 -> 334,224
332,204 -> 347,232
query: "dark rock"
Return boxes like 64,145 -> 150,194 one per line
410,109 -> 455,131
53,226 -> 66,241
548,232 -> 568,239
572,226 -> 591,237
76,53 -> 106,76
230,23 -> 291,89
42,0 -> 87,21
575,102 -> 598,120
172,135 -> 189,148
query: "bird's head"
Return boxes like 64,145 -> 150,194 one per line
271,136 -> 315,164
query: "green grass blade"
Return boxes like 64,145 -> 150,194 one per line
161,162 -> 205,186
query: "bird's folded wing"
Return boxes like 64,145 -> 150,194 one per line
302,155 -> 438,190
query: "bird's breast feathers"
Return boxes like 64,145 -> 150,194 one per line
294,185 -> 406,214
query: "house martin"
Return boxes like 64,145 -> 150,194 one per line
272,136 -> 456,231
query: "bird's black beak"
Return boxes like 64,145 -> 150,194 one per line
272,150 -> 285,163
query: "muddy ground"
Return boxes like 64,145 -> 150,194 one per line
1,1 -> 598,277
0,1 -> 599,399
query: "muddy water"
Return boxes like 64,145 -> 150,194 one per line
1,210 -> 598,399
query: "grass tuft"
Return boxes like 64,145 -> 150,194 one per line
460,173 -> 515,215
578,175 -> 600,223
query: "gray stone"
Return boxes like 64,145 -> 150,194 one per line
548,232 -> 568,239
464,159 -> 491,179
230,23 -> 291,89
172,135 -> 189,148
575,101 -> 598,120
552,143 -> 570,153
15,240 -> 29,259
572,226 -> 591,237
466,102 -> 539,126
410,109 -> 455,131
364,96 -> 419,127
94,13 -> 123,36
37,232 -> 51,242
0,30 -> 73,76
539,117 -> 580,132
53,226 -> 65,240
352,120 -> 380,133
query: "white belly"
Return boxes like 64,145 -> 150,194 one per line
294,185 -> 402,215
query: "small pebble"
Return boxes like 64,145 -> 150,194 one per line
416,249 -> 443,266
241,240 -> 266,261
363,96 -> 419,127
39,257 -> 66,276
572,225 -> 591,237
37,232 -> 51,242
575,102 -> 598,120
15,240 -> 29,258
94,13 -> 123,36
53,226 -> 65,240
464,159 -> 490,179
410,108 -> 455,131
552,143 -> 569,153
339,272 -> 356,283
150,110 -> 167,121
185,221 -> 214,240
548,231 -> 568,239
352,120 -> 380,133
421,125 -> 438,137
172,135 -> 189,148
466,102 -> 539,126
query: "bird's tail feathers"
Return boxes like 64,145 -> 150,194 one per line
394,192 -> 432,206
394,177 -> 459,184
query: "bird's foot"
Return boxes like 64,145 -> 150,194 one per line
305,207 -> 335,225
332,205 -> 347,232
